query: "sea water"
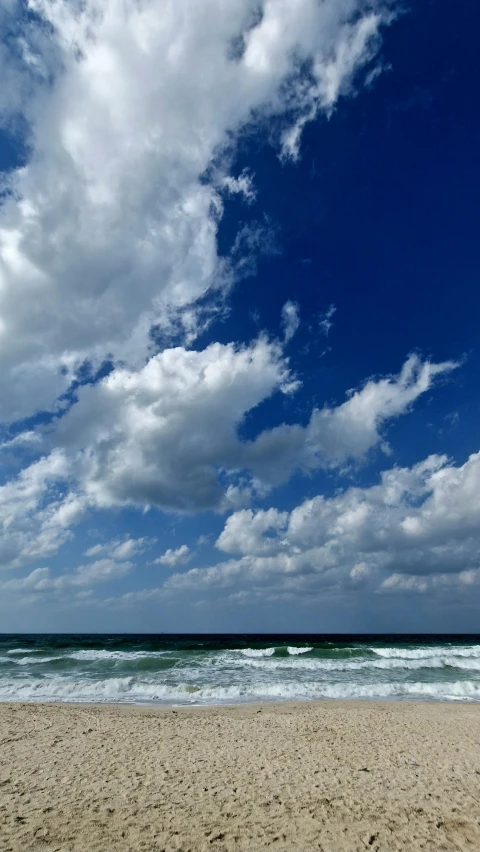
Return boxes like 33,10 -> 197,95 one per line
0,634 -> 479,705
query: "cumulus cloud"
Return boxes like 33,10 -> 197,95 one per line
0,559 -> 132,596
0,346 -> 457,573
53,336 -> 293,512
0,0 -> 408,593
154,545 -> 191,568
0,450 -> 87,570
217,508 -> 289,556
0,0 -> 392,421
162,451 -> 480,601
46,348 -> 453,517
378,569 -> 480,596
84,537 -> 155,560
3,0 -> 470,621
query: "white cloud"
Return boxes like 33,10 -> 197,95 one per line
154,545 -> 191,568
84,536 -> 155,561
0,0 -> 392,422
220,171 -> 256,204
102,586 -> 166,608
318,304 -> 336,336
54,336 -> 293,512
0,347 -> 457,573
281,301 -> 300,343
0,558 -> 132,595
162,450 -> 480,602
0,450 -> 87,570
280,11 -> 386,160
240,354 -> 458,483
379,573 -> 428,594
221,482 -> 261,511
48,348 -> 454,517
378,569 -> 480,596
217,508 -> 288,556
3,1 -> 467,609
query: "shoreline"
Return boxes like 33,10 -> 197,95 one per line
1,694 -> 479,710
0,693 -> 479,710
1,699 -> 479,850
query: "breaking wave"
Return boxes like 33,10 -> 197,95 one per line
7,648 -> 46,655
0,676 -> 479,705
239,648 -> 275,658
287,646 -> 313,655
1,636 -> 479,706
371,645 -> 480,660
68,649 -> 170,662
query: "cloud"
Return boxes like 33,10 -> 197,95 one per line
0,0 -> 392,422
4,1 -> 465,606
378,569 -> 480,596
217,508 -> 289,556
49,348 -> 454,517
154,545 -> 191,568
379,573 -> 428,594
220,171 -> 256,204
280,11 -> 386,160
0,558 -> 132,596
318,304 -> 336,337
54,336 -> 293,512
240,354 -> 458,483
0,450 -> 87,570
0,346 -> 457,574
281,301 -> 300,343
84,537 -> 155,561
162,450 -> 480,602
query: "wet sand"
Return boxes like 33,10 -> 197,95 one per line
1,700 -> 479,851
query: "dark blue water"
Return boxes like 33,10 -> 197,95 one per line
1,634 -> 479,705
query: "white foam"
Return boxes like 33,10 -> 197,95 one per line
313,680 -> 480,702
444,658 -> 480,671
287,646 -> 312,655
7,648 -> 43,655
239,648 -> 275,658
68,649 -> 169,661
368,656 -> 480,672
372,645 -> 480,660
234,655 -> 480,673
0,676 -> 479,705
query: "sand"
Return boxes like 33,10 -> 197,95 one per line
0,700 -> 479,852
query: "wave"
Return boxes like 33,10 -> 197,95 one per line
237,655 -> 480,673
235,646 -> 312,658
4,646 -> 480,675
68,649 -> 170,661
10,656 -> 62,666
6,648 -> 45,655
6,649 -> 480,673
0,676 -> 479,705
239,648 -> 275,658
6,651 -> 480,675
371,645 -> 480,660
287,646 -> 312,655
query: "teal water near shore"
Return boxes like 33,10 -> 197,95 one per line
0,634 -> 479,705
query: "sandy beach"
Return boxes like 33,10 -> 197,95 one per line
0,700 -> 479,852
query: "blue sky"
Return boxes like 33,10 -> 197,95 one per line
0,0 -> 479,632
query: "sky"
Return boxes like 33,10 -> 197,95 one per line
0,0 -> 479,633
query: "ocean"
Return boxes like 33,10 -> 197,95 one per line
0,634 -> 479,705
